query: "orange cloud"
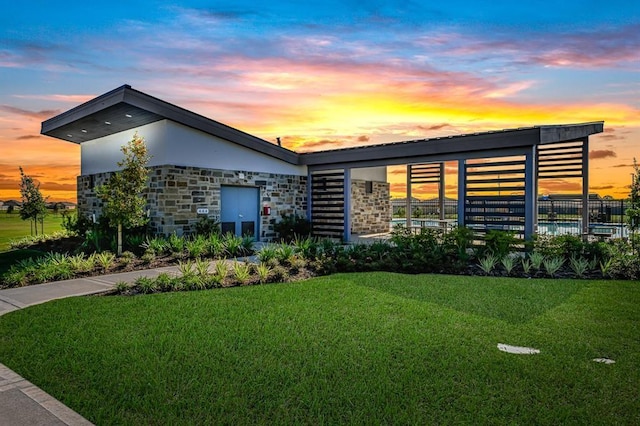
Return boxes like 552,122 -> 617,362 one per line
590,150 -> 617,160
612,163 -> 635,168
0,162 -> 80,202
539,180 -> 582,194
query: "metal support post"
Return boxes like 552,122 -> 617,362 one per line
524,146 -> 536,240
343,168 -> 351,242
406,165 -> 412,228
582,137 -> 590,238
457,160 -> 466,227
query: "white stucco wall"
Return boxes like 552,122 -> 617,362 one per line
351,166 -> 387,182
81,121 -> 167,175
81,120 -> 307,176
319,167 -> 387,181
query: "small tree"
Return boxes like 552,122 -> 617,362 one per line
52,202 -> 65,216
626,158 -> 640,252
19,167 -> 48,235
96,133 -> 151,255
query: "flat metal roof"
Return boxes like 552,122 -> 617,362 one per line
41,85 -> 604,168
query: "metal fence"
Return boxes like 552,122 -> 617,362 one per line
391,198 -> 631,238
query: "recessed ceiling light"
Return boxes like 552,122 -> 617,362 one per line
105,121 -> 111,125
125,114 -> 132,118
81,129 -> 87,133
67,134 -> 73,138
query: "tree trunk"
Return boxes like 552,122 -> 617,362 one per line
117,223 -> 123,256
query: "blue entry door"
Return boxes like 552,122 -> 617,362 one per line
220,186 -> 259,239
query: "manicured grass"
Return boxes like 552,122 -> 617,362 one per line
0,273 -> 638,424
0,212 -> 65,251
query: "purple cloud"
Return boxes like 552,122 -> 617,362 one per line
0,105 -> 60,120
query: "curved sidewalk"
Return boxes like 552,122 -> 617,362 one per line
0,265 -> 181,426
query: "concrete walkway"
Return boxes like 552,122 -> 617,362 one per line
0,265 -> 183,425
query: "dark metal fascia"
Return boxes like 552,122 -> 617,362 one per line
299,128 -> 540,167
40,84 -> 130,136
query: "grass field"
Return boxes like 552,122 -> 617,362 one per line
0,272 -> 638,424
0,212 -> 66,252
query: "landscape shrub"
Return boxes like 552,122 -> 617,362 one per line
142,236 -> 168,256
290,235 -> 319,259
60,211 -> 93,236
223,234 -> 244,257
194,216 -> 220,236
241,235 -> 255,255
5,225 -> 640,291
194,257 -> 210,276
306,253 -> 337,276
124,234 -> 146,255
543,256 -> 565,278
213,260 -> 229,285
532,234 -> 595,262
178,259 -> 195,277
9,231 -> 73,250
167,233 -> 186,256
500,255 -> 517,275
254,263 -> 272,283
119,251 -> 136,265
606,250 -> 640,280
520,257 -> 532,275
68,253 -> 96,272
140,251 -> 155,264
185,235 -> 208,259
257,244 -> 278,265
114,281 -> 131,293
478,254 -> 499,275
389,227 -> 452,273
274,244 -> 295,265
231,261 -> 252,284
135,276 -> 158,294
478,230 -> 519,259
273,214 -> 311,242
72,216 -> 149,255
569,256 -> 590,278
95,251 -> 116,270
442,225 -> 475,264
528,251 -> 545,271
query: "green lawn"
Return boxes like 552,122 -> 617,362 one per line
0,212 -> 65,251
0,272 -> 638,424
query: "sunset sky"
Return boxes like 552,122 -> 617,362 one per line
1,1 -> 638,202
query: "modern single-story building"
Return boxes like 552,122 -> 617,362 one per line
41,85 -> 603,241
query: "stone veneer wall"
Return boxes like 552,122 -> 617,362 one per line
351,180 -> 391,234
77,165 -> 307,240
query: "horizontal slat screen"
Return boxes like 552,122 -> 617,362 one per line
409,163 -> 442,184
537,142 -> 584,180
310,171 -> 345,238
464,156 -> 526,240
